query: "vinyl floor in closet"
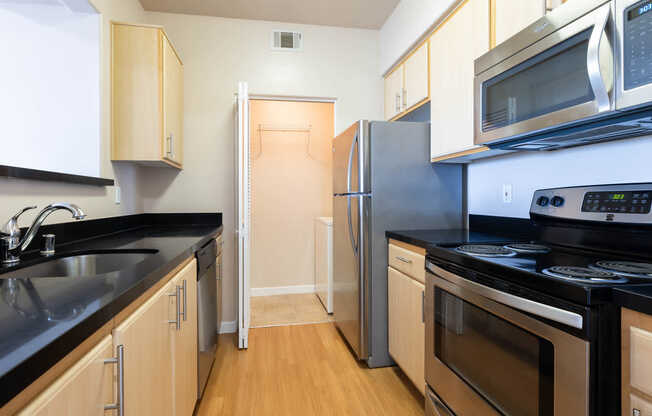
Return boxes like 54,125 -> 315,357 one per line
196,323 -> 425,416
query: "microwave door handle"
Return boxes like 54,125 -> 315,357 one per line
586,5 -> 611,113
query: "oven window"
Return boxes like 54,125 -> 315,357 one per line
435,289 -> 554,416
482,28 -> 594,132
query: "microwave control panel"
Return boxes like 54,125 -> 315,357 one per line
624,0 -> 652,90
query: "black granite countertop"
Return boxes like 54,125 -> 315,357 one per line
0,214 -> 221,407
386,215 -> 538,250
386,229 -> 512,250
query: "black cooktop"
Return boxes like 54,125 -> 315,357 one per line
428,239 -> 652,306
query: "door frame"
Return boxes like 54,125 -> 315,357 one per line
235,93 -> 337,347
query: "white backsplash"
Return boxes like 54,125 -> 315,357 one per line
468,135 -> 652,218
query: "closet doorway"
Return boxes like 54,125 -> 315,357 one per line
249,99 -> 335,328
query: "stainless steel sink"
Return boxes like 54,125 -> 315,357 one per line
1,250 -> 158,278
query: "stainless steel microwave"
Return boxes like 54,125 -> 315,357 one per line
474,0 -> 652,151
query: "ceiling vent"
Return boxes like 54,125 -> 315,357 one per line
271,31 -> 302,51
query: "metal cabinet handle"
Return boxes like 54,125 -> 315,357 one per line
395,256 -> 412,264
166,135 -> 172,157
104,345 -> 125,416
402,88 -> 407,109
168,286 -> 181,330
181,280 -> 187,322
170,133 -> 174,159
421,291 -> 425,323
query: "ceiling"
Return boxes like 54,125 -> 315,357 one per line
138,0 -> 400,29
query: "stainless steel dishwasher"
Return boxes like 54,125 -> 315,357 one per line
196,239 -> 217,399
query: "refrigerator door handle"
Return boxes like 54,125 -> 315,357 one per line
347,196 -> 358,255
346,131 -> 358,194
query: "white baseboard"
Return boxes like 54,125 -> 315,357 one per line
218,320 -> 237,334
251,284 -> 316,297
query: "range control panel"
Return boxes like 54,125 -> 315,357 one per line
530,184 -> 652,224
582,191 -> 652,214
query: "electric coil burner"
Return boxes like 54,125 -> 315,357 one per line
589,261 -> 652,278
503,243 -> 551,254
455,244 -> 516,257
541,266 -> 629,284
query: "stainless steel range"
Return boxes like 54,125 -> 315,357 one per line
425,183 -> 652,416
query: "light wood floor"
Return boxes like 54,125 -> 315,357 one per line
250,294 -> 335,328
196,323 -> 425,416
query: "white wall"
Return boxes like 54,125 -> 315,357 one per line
379,0 -> 457,75
140,11 -> 383,323
0,0 -> 145,227
0,3 -> 100,177
467,136 -> 652,218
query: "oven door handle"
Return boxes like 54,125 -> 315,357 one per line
427,262 -> 584,329
587,4 -> 612,113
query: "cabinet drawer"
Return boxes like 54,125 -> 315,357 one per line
631,326 -> 652,397
388,244 -> 425,284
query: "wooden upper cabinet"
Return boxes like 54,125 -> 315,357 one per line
111,22 -> 184,169
384,40 -> 430,121
494,0 -> 545,46
404,42 -> 429,110
384,67 -> 403,120
430,0 -> 490,160
17,336 -> 115,416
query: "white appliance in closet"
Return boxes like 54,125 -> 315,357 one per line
314,217 -> 333,313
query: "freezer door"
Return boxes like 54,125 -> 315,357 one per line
333,194 -> 368,360
333,121 -> 368,195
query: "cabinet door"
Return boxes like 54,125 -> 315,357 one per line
162,34 -> 184,166
113,281 -> 175,416
171,261 -> 198,416
111,24 -> 162,163
404,42 -> 429,110
494,0 -> 545,46
17,336 -> 114,416
430,0 -> 490,158
384,66 -> 403,120
388,267 -> 425,394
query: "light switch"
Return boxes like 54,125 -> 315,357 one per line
115,186 -> 121,205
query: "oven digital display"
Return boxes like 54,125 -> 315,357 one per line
582,191 -> 652,214
628,1 -> 652,20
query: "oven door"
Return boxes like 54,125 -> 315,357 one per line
616,0 -> 652,110
474,2 -> 615,146
425,264 -> 590,416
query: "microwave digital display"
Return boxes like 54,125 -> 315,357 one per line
628,1 -> 652,20
624,0 -> 652,90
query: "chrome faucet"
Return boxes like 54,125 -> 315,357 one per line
0,203 -> 86,264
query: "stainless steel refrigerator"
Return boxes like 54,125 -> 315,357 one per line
332,120 -> 462,368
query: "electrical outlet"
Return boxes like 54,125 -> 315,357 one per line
502,184 -> 513,204
115,186 -> 121,205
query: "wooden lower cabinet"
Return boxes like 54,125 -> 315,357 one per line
388,266 -> 425,394
17,336 -> 115,416
18,259 -> 199,416
171,262 -> 198,416
622,308 -> 652,416
113,277 -> 176,415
